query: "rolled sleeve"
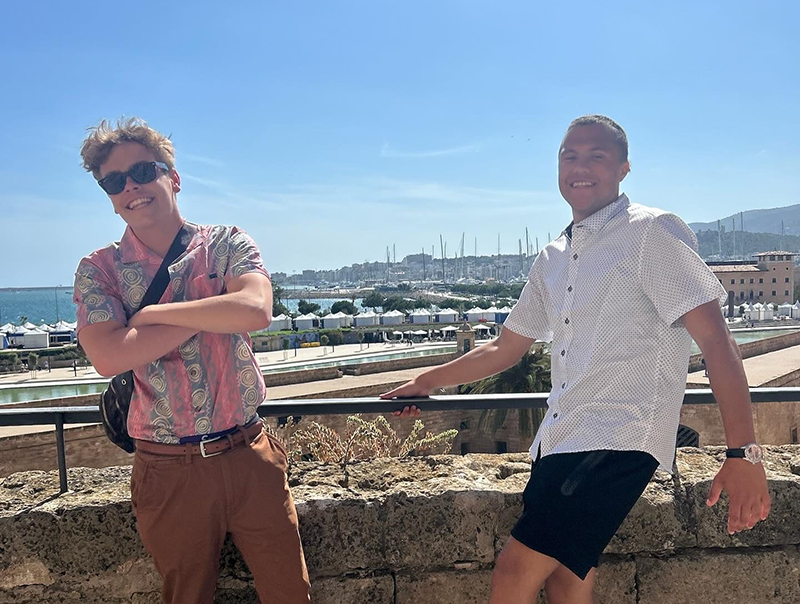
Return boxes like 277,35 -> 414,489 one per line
640,213 -> 727,326
224,227 -> 270,285
73,260 -> 127,333
503,256 -> 552,341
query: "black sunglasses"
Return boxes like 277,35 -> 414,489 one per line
97,161 -> 170,195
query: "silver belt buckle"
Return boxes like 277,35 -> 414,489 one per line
199,435 -> 224,458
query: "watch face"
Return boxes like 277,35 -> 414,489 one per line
744,444 -> 764,464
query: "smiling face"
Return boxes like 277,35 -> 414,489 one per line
558,123 -> 630,223
98,142 -> 181,232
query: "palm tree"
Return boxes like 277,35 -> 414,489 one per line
462,346 -> 551,439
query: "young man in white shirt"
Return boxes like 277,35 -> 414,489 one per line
382,115 -> 770,604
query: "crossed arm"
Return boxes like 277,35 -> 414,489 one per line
79,273 -> 272,377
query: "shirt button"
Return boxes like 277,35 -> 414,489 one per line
553,413 -> 559,418
567,286 -> 573,292
560,350 -> 565,356
561,383 -> 566,389
565,318 -> 570,324
573,254 -> 578,260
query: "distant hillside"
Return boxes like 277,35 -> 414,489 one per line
689,204 -> 800,236
695,229 -> 800,259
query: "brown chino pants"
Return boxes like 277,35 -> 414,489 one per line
130,428 -> 311,604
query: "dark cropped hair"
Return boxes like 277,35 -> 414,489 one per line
562,114 -> 628,162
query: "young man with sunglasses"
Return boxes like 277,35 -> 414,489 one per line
383,115 -> 771,604
74,117 -> 310,604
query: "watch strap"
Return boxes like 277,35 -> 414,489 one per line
725,448 -> 746,458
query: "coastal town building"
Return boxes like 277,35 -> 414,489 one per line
708,251 -> 797,305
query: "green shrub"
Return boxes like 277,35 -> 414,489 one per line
319,330 -> 344,346
0,351 -> 21,369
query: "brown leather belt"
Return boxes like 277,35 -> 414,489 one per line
134,421 -> 264,458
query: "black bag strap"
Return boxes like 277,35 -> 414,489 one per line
136,226 -> 189,312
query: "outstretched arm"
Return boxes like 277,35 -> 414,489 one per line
381,327 -> 535,415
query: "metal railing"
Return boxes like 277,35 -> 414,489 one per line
2,387 -> 799,493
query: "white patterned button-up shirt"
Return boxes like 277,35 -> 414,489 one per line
503,194 -> 727,471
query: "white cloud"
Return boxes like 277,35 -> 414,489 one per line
181,153 -> 227,168
379,143 -> 480,158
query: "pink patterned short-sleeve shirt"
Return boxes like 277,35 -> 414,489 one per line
73,222 -> 269,444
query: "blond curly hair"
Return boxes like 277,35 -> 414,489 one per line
80,117 -> 176,179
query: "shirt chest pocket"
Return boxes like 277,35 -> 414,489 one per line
186,272 -> 225,301
170,246 -> 226,302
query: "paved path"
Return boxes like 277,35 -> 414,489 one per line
687,343 -> 800,387
0,341 -> 460,387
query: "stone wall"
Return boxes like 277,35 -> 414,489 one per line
680,401 -> 800,447
689,328 -> 800,372
0,424 -> 132,477
2,447 -> 800,603
262,367 -> 342,387
342,352 -> 457,376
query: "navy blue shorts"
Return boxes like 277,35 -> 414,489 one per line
510,448 -> 658,580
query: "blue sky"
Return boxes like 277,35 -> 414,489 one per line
1,0 -> 798,286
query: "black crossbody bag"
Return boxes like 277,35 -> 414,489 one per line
100,227 -> 188,453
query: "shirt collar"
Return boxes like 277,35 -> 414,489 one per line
562,193 -> 630,239
119,221 -> 199,264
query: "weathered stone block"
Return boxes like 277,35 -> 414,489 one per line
396,561 -> 636,604
297,497 -> 385,576
312,574 -> 395,604
677,447 -> 800,549
592,559 -> 638,604
493,489 -> 525,554
385,489 -> 501,568
636,549 -> 800,604
396,569 -> 493,604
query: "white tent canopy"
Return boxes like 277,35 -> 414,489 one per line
465,307 -> 493,321
380,310 -> 405,325
335,311 -> 355,327
294,313 -> 319,330
435,308 -> 459,323
321,312 -> 348,329
354,311 -> 380,326
53,321 -> 76,332
409,309 -> 433,324
23,329 -> 49,349
267,314 -> 292,331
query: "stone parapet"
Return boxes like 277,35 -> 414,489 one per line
689,328 -> 800,372
1,447 -> 800,603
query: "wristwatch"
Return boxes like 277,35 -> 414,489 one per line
725,443 -> 764,464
